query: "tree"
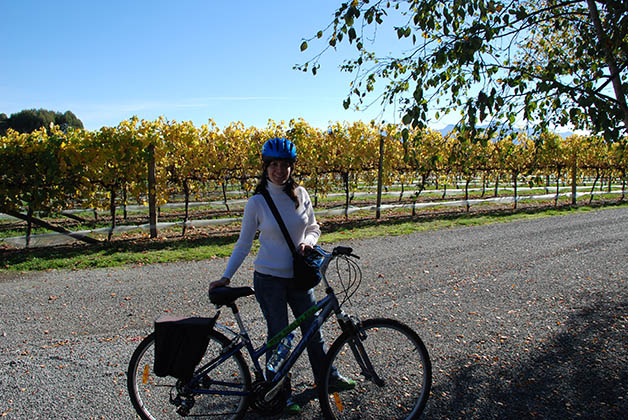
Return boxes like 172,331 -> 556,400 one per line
56,110 -> 84,131
0,126 -> 96,246
0,113 -> 8,135
536,131 -> 569,205
161,119 -> 210,236
404,128 -> 444,213
609,138 -> 628,199
84,117 -> 149,241
494,133 -> 536,208
1,108 -> 83,135
298,0 -> 628,140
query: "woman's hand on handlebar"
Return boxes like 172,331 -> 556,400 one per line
298,242 -> 313,255
209,277 -> 230,290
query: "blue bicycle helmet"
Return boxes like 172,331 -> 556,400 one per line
261,137 -> 297,161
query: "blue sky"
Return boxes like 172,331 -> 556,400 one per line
1,0 -> 423,131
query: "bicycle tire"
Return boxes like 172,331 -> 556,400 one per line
318,318 -> 432,420
127,330 -> 251,420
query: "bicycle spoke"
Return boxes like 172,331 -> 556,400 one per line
319,318 -> 431,420
128,332 -> 251,420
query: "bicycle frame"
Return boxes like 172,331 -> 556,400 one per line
185,288 -> 343,398
129,245 -> 432,420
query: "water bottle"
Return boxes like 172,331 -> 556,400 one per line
266,332 -> 294,373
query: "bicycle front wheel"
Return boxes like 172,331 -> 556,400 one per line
319,318 -> 431,420
127,330 -> 251,420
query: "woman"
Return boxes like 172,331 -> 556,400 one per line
209,137 -> 353,415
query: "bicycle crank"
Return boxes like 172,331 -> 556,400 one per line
250,380 -> 287,416
170,381 -> 195,416
170,393 -> 195,416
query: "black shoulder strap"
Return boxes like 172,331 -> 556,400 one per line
260,189 -> 298,256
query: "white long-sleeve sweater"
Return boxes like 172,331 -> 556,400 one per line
222,181 -> 321,280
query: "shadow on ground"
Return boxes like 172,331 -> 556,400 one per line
426,296 -> 627,419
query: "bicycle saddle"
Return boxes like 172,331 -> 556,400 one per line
209,286 -> 255,306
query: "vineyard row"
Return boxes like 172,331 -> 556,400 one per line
1,117 -> 627,244
2,187 -> 622,249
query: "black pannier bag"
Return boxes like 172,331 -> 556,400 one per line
153,314 -> 217,381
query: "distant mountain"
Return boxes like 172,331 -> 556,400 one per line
434,124 -> 575,138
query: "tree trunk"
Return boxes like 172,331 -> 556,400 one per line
343,172 -> 350,219
412,174 -> 428,217
571,152 -> 578,205
222,178 -> 230,213
25,206 -> 33,248
108,189 -> 116,242
376,133 -> 385,219
589,168 -> 600,205
465,177 -> 471,212
554,168 -> 562,207
512,172 -> 518,210
586,0 -> 628,131
123,186 -> 128,221
607,174 -> 612,193
182,180 -> 190,237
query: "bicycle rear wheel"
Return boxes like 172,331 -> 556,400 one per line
319,318 -> 431,420
127,330 -> 251,420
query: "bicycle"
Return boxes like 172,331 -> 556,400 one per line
127,245 -> 432,419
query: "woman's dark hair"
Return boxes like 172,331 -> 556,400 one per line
254,160 -> 299,207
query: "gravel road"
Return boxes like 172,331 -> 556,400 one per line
1,207 -> 626,420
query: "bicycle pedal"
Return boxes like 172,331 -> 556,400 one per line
264,372 -> 291,402
175,397 -> 195,416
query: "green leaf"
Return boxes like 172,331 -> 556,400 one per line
348,27 -> 357,43
300,41 -> 308,52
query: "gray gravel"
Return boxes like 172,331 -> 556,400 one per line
1,207 -> 626,420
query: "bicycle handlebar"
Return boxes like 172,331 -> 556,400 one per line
332,246 -> 360,259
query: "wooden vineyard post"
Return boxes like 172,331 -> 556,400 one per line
147,144 -> 158,238
376,132 -> 385,219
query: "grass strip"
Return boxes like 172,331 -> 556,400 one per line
1,202 -> 626,273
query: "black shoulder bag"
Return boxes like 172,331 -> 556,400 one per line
260,189 -> 324,291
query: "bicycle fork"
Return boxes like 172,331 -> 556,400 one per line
341,316 -> 386,387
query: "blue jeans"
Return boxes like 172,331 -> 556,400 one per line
254,271 -> 337,385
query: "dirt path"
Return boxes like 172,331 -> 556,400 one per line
1,207 -> 626,419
